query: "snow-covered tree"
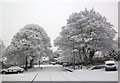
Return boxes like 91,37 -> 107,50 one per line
2,24 -> 51,69
0,39 -> 6,56
118,38 -> 120,61
0,39 -> 6,69
54,9 -> 117,65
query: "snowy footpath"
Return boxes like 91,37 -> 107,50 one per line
1,64 -> 118,81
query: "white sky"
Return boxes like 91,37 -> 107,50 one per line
0,0 -> 119,51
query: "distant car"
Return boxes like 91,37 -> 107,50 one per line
63,62 -> 72,67
105,61 -> 117,71
92,58 -> 105,65
50,62 -> 56,65
1,66 -> 24,74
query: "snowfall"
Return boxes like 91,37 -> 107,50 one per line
0,63 -> 119,82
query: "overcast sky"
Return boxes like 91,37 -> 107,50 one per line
0,0 -> 119,51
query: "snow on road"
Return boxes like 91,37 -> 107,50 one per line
1,64 -> 118,81
34,65 -> 80,81
0,74 -> 2,83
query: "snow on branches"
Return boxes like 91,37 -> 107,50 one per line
3,24 -> 51,66
54,9 -> 117,62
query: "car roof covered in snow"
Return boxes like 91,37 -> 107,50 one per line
105,61 -> 115,64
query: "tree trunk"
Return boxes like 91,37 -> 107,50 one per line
30,59 -> 34,68
89,49 -> 95,65
78,48 -> 82,69
39,61 -> 40,67
25,56 -> 28,71
83,47 -> 88,61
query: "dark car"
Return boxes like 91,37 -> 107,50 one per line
62,62 -> 72,67
1,66 -> 24,74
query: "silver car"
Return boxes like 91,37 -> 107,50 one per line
1,66 -> 24,74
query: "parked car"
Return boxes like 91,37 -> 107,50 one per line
62,62 -> 72,67
1,66 -> 24,74
0,69 -> 7,74
50,62 -> 56,65
92,58 -> 105,65
105,61 -> 117,71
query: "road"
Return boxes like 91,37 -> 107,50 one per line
1,64 -> 118,81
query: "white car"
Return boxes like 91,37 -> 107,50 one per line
50,62 -> 56,65
1,66 -> 24,74
0,69 -> 8,74
105,61 -> 117,71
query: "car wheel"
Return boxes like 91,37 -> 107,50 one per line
2,71 -> 6,74
105,68 -> 108,71
17,71 -> 19,74
19,71 -> 22,73
114,69 -> 117,71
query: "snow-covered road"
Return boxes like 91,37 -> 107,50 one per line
1,65 -> 118,81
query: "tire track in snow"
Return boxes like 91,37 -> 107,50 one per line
31,73 -> 38,83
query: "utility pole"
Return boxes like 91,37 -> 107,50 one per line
70,37 -> 76,70
73,49 -> 79,70
73,41 -> 75,70
39,56 -> 41,67
70,36 -> 78,70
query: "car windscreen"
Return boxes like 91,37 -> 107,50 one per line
106,63 -> 115,66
